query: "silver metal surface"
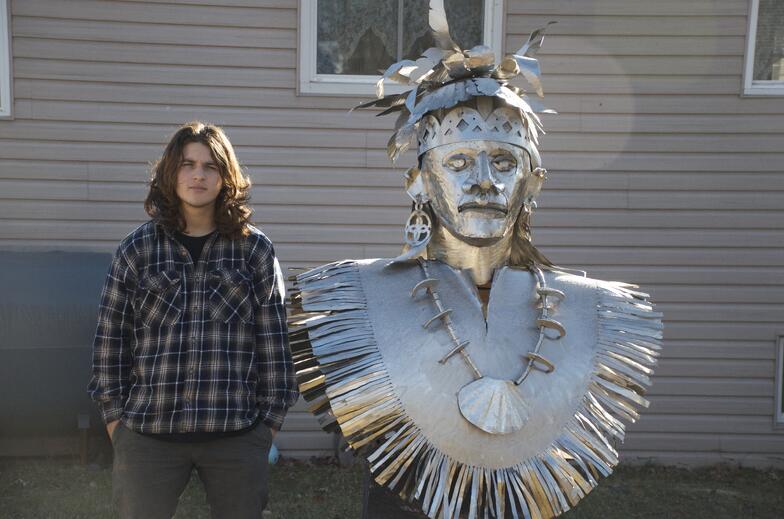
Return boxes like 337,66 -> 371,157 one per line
458,377 -> 530,435
514,266 -> 563,386
288,1 -> 663,517
524,352 -> 555,374
411,278 -> 439,298
414,260 -> 561,435
422,309 -> 453,329
404,196 -> 432,249
418,260 -> 483,381
286,263 -> 661,519
420,140 -> 530,243
426,222 -> 513,286
415,136 -> 544,286
418,105 -> 535,157
438,339 -> 470,364
537,318 -> 566,339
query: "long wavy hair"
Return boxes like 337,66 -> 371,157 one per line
145,121 -> 252,239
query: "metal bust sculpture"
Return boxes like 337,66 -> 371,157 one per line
289,3 -> 663,518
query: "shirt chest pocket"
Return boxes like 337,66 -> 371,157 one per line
207,269 -> 254,324
136,270 -> 182,329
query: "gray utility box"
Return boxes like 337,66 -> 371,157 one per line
0,252 -> 111,453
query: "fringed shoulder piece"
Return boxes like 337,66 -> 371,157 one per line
289,260 -> 406,438
591,280 -> 663,431
289,262 -> 662,519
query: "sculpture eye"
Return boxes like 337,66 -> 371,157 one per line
445,154 -> 470,171
492,154 -> 516,172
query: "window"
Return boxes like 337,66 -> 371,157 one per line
299,0 -> 503,96
0,0 -> 10,118
743,0 -> 784,96
777,336 -> 784,426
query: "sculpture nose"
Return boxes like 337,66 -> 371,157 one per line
462,152 -> 503,194
476,152 -> 493,190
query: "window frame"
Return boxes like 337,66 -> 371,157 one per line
776,336 -> 784,426
298,0 -> 505,96
743,0 -> 784,97
0,0 -> 10,118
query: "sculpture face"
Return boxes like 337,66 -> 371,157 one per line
420,140 -> 530,243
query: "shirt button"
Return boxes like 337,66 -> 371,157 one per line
188,368 -> 194,374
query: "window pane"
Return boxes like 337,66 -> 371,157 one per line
317,0 -> 400,75
317,0 -> 484,76
753,0 -> 784,81
402,0 -> 484,61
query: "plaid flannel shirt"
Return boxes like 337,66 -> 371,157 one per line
88,221 -> 298,433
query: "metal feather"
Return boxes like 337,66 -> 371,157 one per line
407,80 -> 471,124
516,21 -> 557,57
377,59 -> 417,98
428,0 -> 460,52
512,55 -> 545,97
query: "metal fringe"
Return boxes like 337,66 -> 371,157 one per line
289,262 -> 662,519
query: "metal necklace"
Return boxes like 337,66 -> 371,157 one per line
411,259 -> 566,434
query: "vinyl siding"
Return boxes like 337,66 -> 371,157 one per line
0,0 -> 782,465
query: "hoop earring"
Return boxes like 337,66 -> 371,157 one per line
404,195 -> 432,249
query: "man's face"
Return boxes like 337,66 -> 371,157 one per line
175,142 -> 223,211
420,140 -> 530,243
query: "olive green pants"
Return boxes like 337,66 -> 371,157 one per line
111,422 -> 272,519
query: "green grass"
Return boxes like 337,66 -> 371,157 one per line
0,458 -> 363,519
562,464 -> 784,519
1,459 -> 782,519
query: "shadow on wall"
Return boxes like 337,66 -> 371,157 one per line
0,251 -> 111,456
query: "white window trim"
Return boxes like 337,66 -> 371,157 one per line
298,0 -> 504,96
743,0 -> 784,96
776,336 -> 784,426
0,0 -> 10,118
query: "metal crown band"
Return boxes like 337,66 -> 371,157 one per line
417,106 -> 542,168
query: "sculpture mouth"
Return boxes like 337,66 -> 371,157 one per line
458,202 -> 507,215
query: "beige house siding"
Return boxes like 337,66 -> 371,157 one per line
1,0 -> 782,465
506,1 -> 784,467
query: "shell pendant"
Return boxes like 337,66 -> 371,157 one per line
457,377 -> 529,434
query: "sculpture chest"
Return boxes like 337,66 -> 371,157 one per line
355,259 -> 600,469
292,258 -> 661,519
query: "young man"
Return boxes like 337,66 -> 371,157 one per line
88,121 -> 298,519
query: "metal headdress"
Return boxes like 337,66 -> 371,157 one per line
356,0 -> 555,163
357,1 -> 556,268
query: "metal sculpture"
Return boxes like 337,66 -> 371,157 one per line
289,3 -> 662,517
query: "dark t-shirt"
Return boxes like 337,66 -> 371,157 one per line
175,230 -> 214,264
